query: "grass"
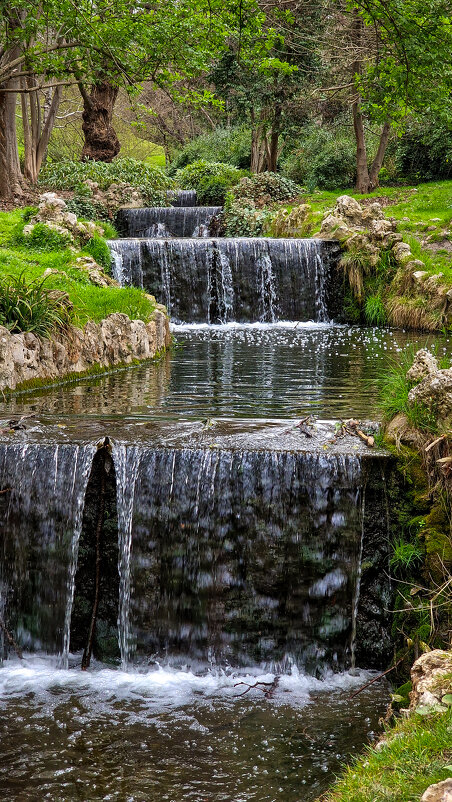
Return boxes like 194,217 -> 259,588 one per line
378,346 -> 443,432
285,180 -> 452,285
0,209 -> 156,329
321,709 -> 452,802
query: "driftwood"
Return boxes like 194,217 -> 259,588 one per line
234,676 -> 280,698
284,416 -> 314,437
0,614 -> 23,659
334,419 -> 375,448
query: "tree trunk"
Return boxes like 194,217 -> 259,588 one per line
80,80 -> 120,162
21,78 -> 62,184
0,82 -> 24,201
265,105 -> 281,173
352,97 -> 371,193
369,121 -> 391,191
250,109 -> 269,173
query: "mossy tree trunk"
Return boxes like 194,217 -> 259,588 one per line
78,79 -> 120,162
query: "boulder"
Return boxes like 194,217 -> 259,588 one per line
318,213 -> 352,240
335,195 -> 364,225
410,650 -> 452,713
408,369 -> 452,426
406,349 -> 439,383
392,241 -> 412,265
421,779 -> 452,802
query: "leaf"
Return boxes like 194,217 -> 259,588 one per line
441,694 -> 452,706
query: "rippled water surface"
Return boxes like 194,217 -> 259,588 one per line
1,324 -> 449,421
0,658 -> 388,802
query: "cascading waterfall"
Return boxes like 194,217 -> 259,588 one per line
0,442 -> 95,660
116,207 -> 222,239
0,438 -> 388,674
112,443 -> 142,669
167,189 -> 197,207
109,237 -> 336,323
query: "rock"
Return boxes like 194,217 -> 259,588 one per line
392,241 -> 412,265
318,214 -> 352,240
410,650 -> 452,712
421,779 -> 452,802
406,349 -> 439,382
334,195 -> 364,225
0,311 -> 171,392
412,271 -> 429,282
408,369 -> 452,426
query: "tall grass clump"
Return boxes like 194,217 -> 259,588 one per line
364,294 -> 387,326
0,272 -> 72,336
379,347 -> 439,431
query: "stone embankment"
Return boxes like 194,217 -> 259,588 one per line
0,310 -> 171,393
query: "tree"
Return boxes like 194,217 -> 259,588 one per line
318,0 -> 452,192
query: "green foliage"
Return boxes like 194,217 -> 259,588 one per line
223,194 -> 272,237
396,118 -> 452,182
174,160 -> 245,204
232,172 -> 300,204
364,294 -> 387,326
0,272 -> 72,336
379,349 -> 439,431
40,158 -> 174,206
82,236 -> 112,272
21,223 -> 72,251
282,127 -> 356,190
66,196 -> 99,221
390,537 -> 424,572
170,126 -> 252,170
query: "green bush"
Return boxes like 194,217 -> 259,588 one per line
0,272 -> 72,336
82,236 -> 112,272
231,172 -> 301,205
222,195 -> 272,237
39,158 -> 174,206
174,160 -> 245,205
170,126 -> 252,170
23,222 -> 73,251
282,127 -> 356,190
396,117 -> 452,182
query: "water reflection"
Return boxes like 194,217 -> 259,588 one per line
1,324 -> 449,421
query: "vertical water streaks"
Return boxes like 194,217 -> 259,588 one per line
167,189 -> 198,206
112,443 -> 141,668
350,487 -> 366,672
61,445 -> 98,667
128,447 -> 364,673
115,207 -> 222,238
108,237 -> 335,324
0,443 -> 95,661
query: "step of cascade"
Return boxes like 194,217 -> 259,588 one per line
109,236 -> 341,323
0,420 -> 393,673
115,206 -> 222,239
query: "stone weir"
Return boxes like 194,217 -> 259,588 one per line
116,206 -> 222,239
109,237 -> 340,324
0,424 -> 394,674
167,189 -> 197,207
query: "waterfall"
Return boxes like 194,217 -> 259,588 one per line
115,207 -> 222,239
112,443 -> 141,669
167,189 -> 197,207
108,237 -> 336,324
0,442 -> 95,659
112,445 -> 365,673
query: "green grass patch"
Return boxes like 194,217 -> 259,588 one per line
323,709 -> 452,802
0,209 -> 156,330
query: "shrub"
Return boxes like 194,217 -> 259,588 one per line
82,236 -> 112,272
396,117 -> 452,181
39,158 -> 174,206
0,272 -> 72,336
174,160 -> 245,205
22,222 -> 73,251
171,125 -> 252,170
232,172 -> 301,205
282,127 -> 356,190
222,195 -> 272,237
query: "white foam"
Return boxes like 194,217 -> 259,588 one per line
0,655 -> 375,713
171,321 -> 340,332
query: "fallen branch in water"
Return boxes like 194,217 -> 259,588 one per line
0,615 -> 23,659
348,653 -> 408,700
333,419 -> 375,448
0,488 -> 11,495
234,676 -> 280,698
